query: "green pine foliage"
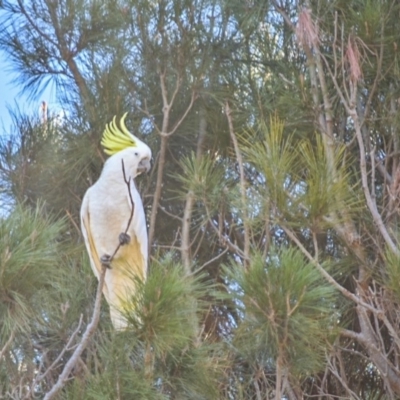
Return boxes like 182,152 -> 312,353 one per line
124,256 -> 207,352
383,248 -> 400,302
59,258 -> 222,399
1,0 -> 400,397
228,247 -> 338,380
0,203 -> 66,335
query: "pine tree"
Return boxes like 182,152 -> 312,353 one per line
1,0 -> 400,398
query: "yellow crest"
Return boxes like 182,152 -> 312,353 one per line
101,112 -> 137,155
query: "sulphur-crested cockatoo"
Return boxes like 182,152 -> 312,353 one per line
80,113 -> 151,330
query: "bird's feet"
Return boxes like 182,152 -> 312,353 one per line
100,254 -> 112,269
119,232 -> 131,245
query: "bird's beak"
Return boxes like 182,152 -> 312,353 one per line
137,158 -> 151,174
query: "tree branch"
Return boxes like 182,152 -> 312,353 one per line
35,316 -> 83,386
351,110 -> 399,256
44,160 -> 138,397
225,101 -> 250,267
0,329 -> 15,360
43,265 -> 106,400
281,223 -> 377,313
181,107 -> 207,274
192,247 -> 229,276
148,70 -> 197,249
204,201 -> 246,260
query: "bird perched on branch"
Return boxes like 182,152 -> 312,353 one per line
80,113 -> 151,330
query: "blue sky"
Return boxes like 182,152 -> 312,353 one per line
0,66 -> 22,134
0,51 -> 57,136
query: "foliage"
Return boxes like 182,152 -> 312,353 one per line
229,247 -> 338,378
0,203 -> 66,334
1,0 -> 400,398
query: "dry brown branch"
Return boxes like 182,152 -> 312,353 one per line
43,265 -> 106,400
191,225 -> 207,260
204,201 -> 246,260
326,350 -> 361,400
148,69 -> 197,249
148,135 -> 167,250
181,108 -> 207,274
158,205 -> 183,222
275,353 -> 284,400
351,109 -> 399,256
16,0 -> 58,47
312,231 -> 319,261
253,380 -> 262,400
363,20 -> 385,122
192,247 -> 229,276
163,89 -> 197,138
65,209 -> 81,236
367,283 -> 400,351
44,161 -> 137,398
305,23 -> 399,261
0,329 -> 15,360
44,0 -> 94,119
270,0 -> 295,32
225,102 -> 250,267
35,315 -> 83,386
281,223 -> 379,314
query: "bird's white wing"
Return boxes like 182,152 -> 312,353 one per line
80,190 -> 110,302
81,191 -> 100,278
80,177 -> 148,330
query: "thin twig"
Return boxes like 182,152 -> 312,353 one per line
225,101 -> 250,267
318,43 -> 399,256
164,91 -> 197,137
281,223 -> 380,314
181,108 -> 207,273
35,315 -> 84,385
159,205 -> 183,221
148,69 -> 197,248
16,0 -> 58,47
43,265 -> 107,400
0,329 -> 15,359
108,159 -> 135,262
65,209 -> 81,236
326,350 -> 361,400
270,0 -> 296,31
204,201 -> 246,259
44,161 -> 137,398
191,247 -> 229,275
351,110 -> 399,256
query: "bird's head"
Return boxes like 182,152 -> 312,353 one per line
101,113 -> 152,178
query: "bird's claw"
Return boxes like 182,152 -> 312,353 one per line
100,254 -> 112,269
119,232 -> 131,245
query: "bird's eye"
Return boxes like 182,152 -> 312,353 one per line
135,152 -> 138,156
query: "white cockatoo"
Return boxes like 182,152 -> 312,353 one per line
80,113 -> 151,330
